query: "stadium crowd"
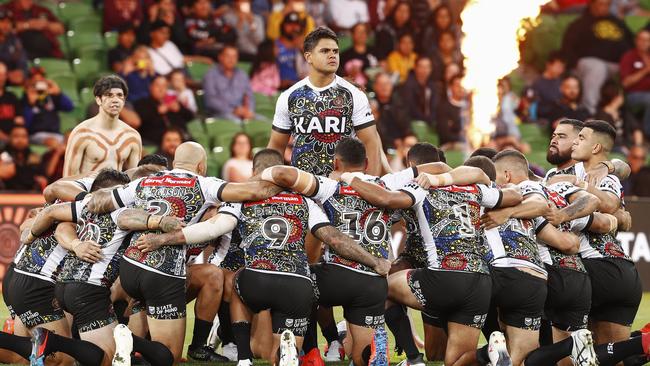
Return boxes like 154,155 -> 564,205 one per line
0,0 -> 650,194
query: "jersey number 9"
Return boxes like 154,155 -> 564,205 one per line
262,217 -> 290,249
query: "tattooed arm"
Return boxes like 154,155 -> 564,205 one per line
313,225 -> 391,276
25,203 -> 74,243
416,166 -> 490,189
587,212 -> 619,234
613,208 -> 632,231
87,188 -> 119,213
481,194 -> 548,230
537,223 -> 580,254
546,190 -> 599,226
116,209 -> 185,232
348,179 -> 414,209
220,181 -> 283,202
54,222 -> 103,263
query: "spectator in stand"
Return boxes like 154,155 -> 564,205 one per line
147,21 -> 186,76
0,9 -> 28,86
533,51 -> 566,122
306,0 -> 327,28
185,0 -> 238,59
389,134 -> 418,171
401,56 -> 437,128
223,0 -> 265,61
0,125 -> 45,191
139,0 -> 191,54
134,75 -> 194,145
594,80 -> 643,149
436,73 -> 468,150
370,72 -> 411,151
203,45 -> 255,121
339,23 -> 379,85
1,0 -> 64,59
430,30 -> 463,82
266,0 -> 314,41
623,145 -> 650,196
373,1 -> 412,61
493,77 -> 530,153
546,75 -> 591,129
125,46 -> 156,102
108,24 -> 137,75
103,0 -> 143,32
276,12 -> 305,89
0,62 -> 24,146
250,39 -> 280,96
326,0 -> 369,31
40,130 -> 69,183
22,74 -> 73,148
156,127 -> 184,168
409,0 -> 436,38
222,132 -> 253,182
560,0 -> 633,114
168,69 -> 198,114
387,33 -> 417,84
419,4 -> 458,57
620,29 -> 650,138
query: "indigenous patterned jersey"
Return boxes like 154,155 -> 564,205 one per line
219,192 -> 330,280
543,162 -> 585,184
57,198 -> 130,287
14,225 -> 67,283
401,183 -> 502,274
311,168 -> 416,275
578,175 -> 631,261
487,181 -> 547,275
113,169 -> 226,278
272,75 -> 375,176
208,229 -> 245,272
540,182 -> 590,272
398,206 -> 428,268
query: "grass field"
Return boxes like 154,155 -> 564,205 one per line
1,293 -> 649,365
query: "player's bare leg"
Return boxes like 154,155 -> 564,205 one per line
146,316 -> 186,362
505,325 -> 540,366
347,323 -> 374,366
79,322 -> 117,366
251,311 -> 274,361
444,322 -> 482,366
551,327 -> 573,366
424,323 -> 447,361
590,320 -> 631,346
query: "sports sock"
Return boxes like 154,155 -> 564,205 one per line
218,302 -> 234,344
113,300 -> 129,325
385,305 -> 419,359
44,330 -> 105,365
321,323 -> 338,345
623,354 -> 649,366
232,322 -> 253,361
302,307 -> 318,353
0,332 -> 31,360
539,319 -> 553,346
190,318 -> 212,348
524,335 -> 573,366
595,336 -> 644,366
132,334 -> 174,366
362,345 -> 371,364
476,344 -> 490,366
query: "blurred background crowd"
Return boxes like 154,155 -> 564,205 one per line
0,0 -> 650,197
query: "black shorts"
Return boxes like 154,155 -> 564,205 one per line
54,282 -> 115,333
2,264 -> 64,328
311,263 -> 387,328
490,266 -> 547,330
235,269 -> 313,336
545,265 -> 591,331
119,259 -> 187,320
582,258 -> 642,326
407,268 -> 491,328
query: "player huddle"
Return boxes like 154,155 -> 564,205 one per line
0,26 -> 648,366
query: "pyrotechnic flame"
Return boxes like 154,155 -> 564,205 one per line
460,0 -> 550,148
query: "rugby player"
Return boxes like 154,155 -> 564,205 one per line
134,149 -> 392,366
84,142 -> 282,365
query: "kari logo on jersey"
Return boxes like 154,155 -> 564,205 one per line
141,175 -> 197,187
292,116 -> 347,134
245,193 -> 304,207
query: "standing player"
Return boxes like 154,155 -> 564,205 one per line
570,121 -> 642,346
267,27 -> 384,178
63,75 -> 142,177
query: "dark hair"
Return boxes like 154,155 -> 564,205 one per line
430,4 -> 452,31
546,51 -> 565,65
470,147 -> 497,160
464,156 -> 496,181
230,132 -> 253,160
138,154 -> 169,167
149,20 -> 170,32
219,44 -> 238,56
558,118 -> 584,132
584,120 -> 616,144
335,137 -> 366,166
350,22 -> 367,35
130,164 -> 166,180
9,124 -> 28,134
303,27 -> 338,53
598,80 -> 622,109
562,74 -> 580,85
398,32 -> 414,43
436,29 -> 455,45
407,142 -> 441,165
253,148 -> 284,173
93,74 -> 128,98
493,149 -> 529,167
388,1 -> 411,28
90,168 -> 130,192
250,39 -> 276,77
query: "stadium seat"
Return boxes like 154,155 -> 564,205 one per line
66,31 -> 105,58
195,90 -> 206,116
104,31 -> 118,49
411,120 -> 438,145
204,118 -> 242,149
208,148 -> 231,178
57,2 -> 96,23
243,120 -> 272,147
73,58 -> 108,88
6,85 -> 23,99
187,61 -> 213,82
237,62 -> 252,75
50,74 -> 79,103
59,111 -> 79,133
186,119 -> 210,148
68,17 -> 102,34
254,93 -> 277,116
79,87 -> 94,107
77,45 -> 108,70
32,58 -> 73,76
625,15 -> 648,33
338,34 -> 352,52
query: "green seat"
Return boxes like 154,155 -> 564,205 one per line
236,62 -> 251,75
32,58 -> 73,76
29,144 -> 49,156
338,35 -> 352,52
73,58 -> 107,87
186,119 -> 210,148
187,62 -> 212,82
79,87 -> 94,107
58,2 -> 95,23
243,120 -> 272,147
56,34 -> 70,59
77,45 -> 108,69
410,120 -> 438,145
625,15 -> 648,33
67,31 -> 105,57
204,118 -> 242,149
6,85 -> 24,99
68,16 -> 102,34
50,74 -> 79,102
641,0 -> 650,10
104,31 -> 118,49
59,111 -> 79,133
254,93 -> 277,116
208,149 -> 231,178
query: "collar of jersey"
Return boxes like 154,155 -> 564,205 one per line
306,75 -> 339,92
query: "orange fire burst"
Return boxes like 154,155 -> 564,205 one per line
460,0 -> 550,148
